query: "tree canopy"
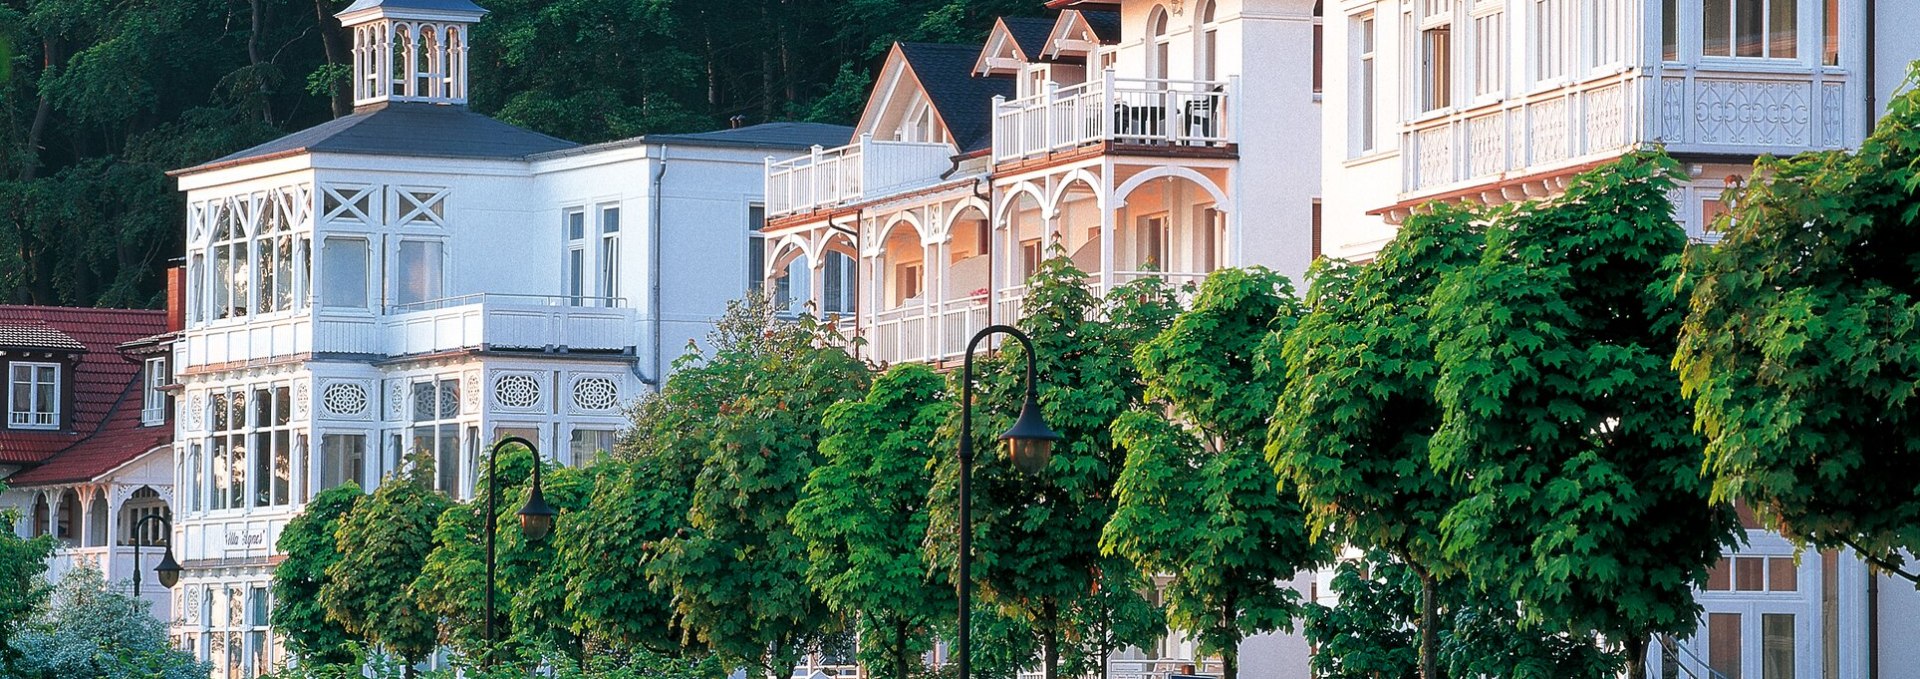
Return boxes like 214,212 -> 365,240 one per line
1676,67 -> 1920,580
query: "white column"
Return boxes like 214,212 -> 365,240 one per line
1100,161 -> 1116,294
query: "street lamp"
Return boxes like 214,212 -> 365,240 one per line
484,436 -> 557,666
956,324 -> 1063,679
130,514 -> 180,596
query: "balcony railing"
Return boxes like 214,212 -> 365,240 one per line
765,135 -> 956,218
1402,71 -> 1646,195
994,74 -> 1234,163
383,294 -> 637,356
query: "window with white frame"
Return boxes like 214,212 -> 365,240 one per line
1662,0 -> 1680,61
1312,2 -> 1324,94
409,377 -> 463,497
321,237 -> 371,310
1588,0 -> 1625,67
823,250 -> 856,316
395,239 -> 444,307
1471,3 -> 1504,98
8,362 -> 59,429
1421,20 -> 1454,112
317,433 -> 367,496
1197,0 -> 1220,82
201,384 -> 298,511
748,205 -> 768,294
565,208 -> 588,305
1533,0 -> 1570,82
1704,0 -> 1798,59
196,188 -> 314,323
599,205 -> 621,303
1352,13 -> 1378,154
569,428 -> 617,464
1148,7 -> 1171,81
143,356 -> 169,426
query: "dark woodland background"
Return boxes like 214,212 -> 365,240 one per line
0,0 -> 1040,307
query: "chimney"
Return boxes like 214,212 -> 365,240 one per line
165,266 -> 186,332
730,115 -> 748,129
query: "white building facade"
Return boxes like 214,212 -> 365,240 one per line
1314,1 -> 1920,677
162,1 -> 848,676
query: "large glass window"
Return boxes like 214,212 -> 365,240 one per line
318,434 -> 367,495
202,385 -> 298,511
201,190 -> 311,321
1534,0 -> 1569,81
250,386 -> 294,508
570,428 -> 617,463
1149,8 -> 1170,81
396,240 -> 444,306
1705,0 -> 1798,59
410,378 -> 463,497
321,238 -> 370,309
1422,25 -> 1453,111
9,362 -> 60,429
1709,613 -> 1742,679
1762,614 -> 1794,679
1472,8 -> 1503,97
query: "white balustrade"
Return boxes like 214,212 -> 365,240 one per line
1402,72 -> 1646,194
765,136 -> 955,218
383,294 -> 637,356
994,74 -> 1233,162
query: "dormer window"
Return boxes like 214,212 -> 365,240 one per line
9,362 -> 60,429
142,356 -> 170,426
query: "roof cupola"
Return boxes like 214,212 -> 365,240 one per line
337,0 -> 487,107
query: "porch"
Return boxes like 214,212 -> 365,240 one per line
993,74 -> 1236,163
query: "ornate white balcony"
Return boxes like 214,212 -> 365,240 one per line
1402,71 -> 1647,195
993,74 -> 1235,163
765,135 -> 957,218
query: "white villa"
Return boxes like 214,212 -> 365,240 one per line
1313,0 -> 1920,677
157,0 -> 848,675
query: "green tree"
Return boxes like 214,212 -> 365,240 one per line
322,454 -> 452,674
653,300 -> 871,679
1303,550 -> 1621,679
929,256 -> 1175,679
416,446 -> 594,666
791,363 -> 954,679
1426,152 -> 1738,676
1269,204 -> 1483,679
1675,67 -> 1920,580
1105,267 -> 1323,679
11,566 -> 209,679
0,482 -> 56,673
1059,557 -> 1164,679
273,482 -> 364,665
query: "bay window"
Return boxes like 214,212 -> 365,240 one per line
203,384 -> 299,512
409,378 -> 463,497
194,186 -> 314,323
321,237 -> 371,309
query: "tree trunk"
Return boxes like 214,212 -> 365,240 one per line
248,0 -> 274,123
1221,599 -> 1239,679
313,0 -> 352,117
1418,567 -> 1439,679
1042,601 -> 1060,679
895,619 -> 911,679
24,37 -> 57,182
1624,634 -> 1649,679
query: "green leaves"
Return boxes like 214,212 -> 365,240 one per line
1677,65 -> 1920,578
1428,152 -> 1736,650
273,483 -> 362,665
1105,267 -> 1321,679
320,455 -> 452,666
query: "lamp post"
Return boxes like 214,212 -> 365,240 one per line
130,514 -> 181,596
956,324 -> 1063,679
484,436 -> 558,666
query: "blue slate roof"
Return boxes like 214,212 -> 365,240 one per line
1000,17 -> 1059,60
176,102 -> 579,174
897,43 -> 1014,153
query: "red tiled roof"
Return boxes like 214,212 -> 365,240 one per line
0,306 -> 169,484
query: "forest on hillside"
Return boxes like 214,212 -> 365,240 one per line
0,0 -> 1040,308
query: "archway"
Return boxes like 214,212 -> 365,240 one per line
1113,169 -> 1231,280
878,219 -> 927,310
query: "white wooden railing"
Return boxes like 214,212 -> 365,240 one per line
1402,71 -> 1647,194
994,73 -> 1234,162
383,294 -> 637,356
766,135 -> 956,217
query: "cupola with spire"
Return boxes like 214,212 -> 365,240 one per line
338,0 -> 487,108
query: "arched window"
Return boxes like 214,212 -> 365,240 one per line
1197,0 -> 1219,81
1149,7 -> 1171,81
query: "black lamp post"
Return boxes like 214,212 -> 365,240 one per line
130,514 -> 180,596
484,436 -> 557,666
956,324 -> 1063,679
